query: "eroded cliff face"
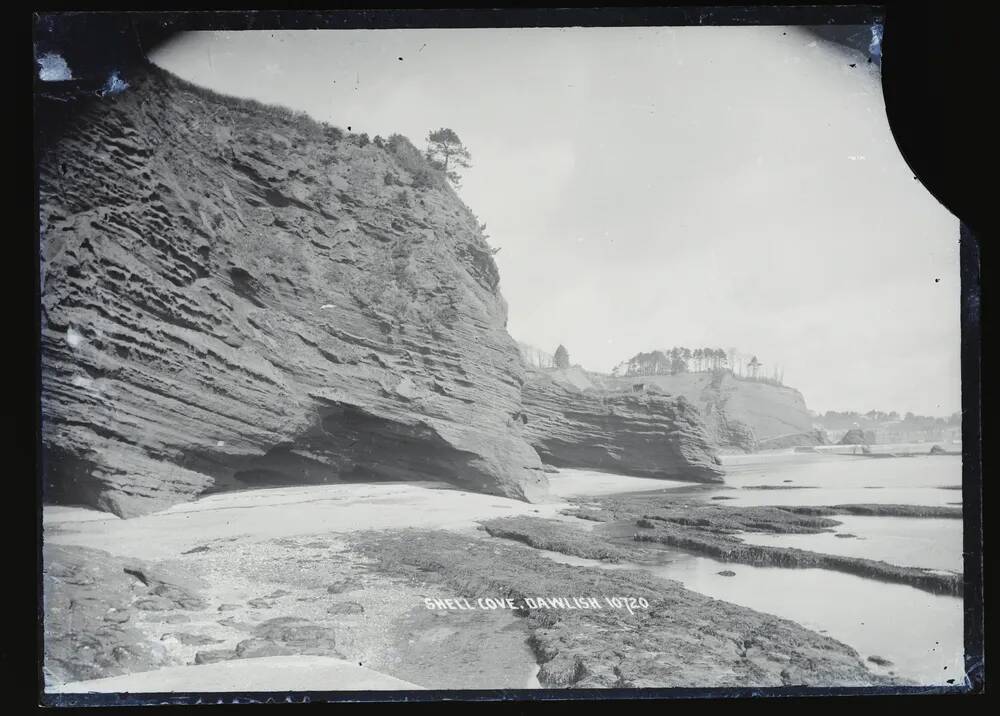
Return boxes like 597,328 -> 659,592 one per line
39,66 -> 547,516
521,368 -> 724,483
603,371 -> 816,453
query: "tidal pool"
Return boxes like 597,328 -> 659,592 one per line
537,453 -> 967,686
739,515 -> 962,572
537,546 -> 964,687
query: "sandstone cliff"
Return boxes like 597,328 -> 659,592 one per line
757,428 -> 829,451
38,65 -> 548,516
603,371 -> 816,452
521,368 -> 724,483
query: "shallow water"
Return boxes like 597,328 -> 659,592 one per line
542,452 -> 967,686
740,515 -> 963,572
709,453 -> 962,507
537,546 -> 964,687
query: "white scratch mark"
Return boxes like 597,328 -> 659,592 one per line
66,327 -> 84,348
98,71 -> 129,97
37,53 -> 73,81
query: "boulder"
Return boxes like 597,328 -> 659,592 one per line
838,428 -> 870,445
246,617 -> 338,656
194,649 -> 237,665
43,544 -> 181,683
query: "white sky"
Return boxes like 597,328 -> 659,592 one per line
151,26 -> 961,416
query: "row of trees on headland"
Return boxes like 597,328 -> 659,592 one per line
522,343 -> 785,385
612,347 -> 784,385
816,410 -> 962,430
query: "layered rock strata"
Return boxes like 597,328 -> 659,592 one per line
521,369 -> 724,483
39,65 -> 547,516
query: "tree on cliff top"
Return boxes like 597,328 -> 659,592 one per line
425,128 -> 472,187
554,345 -> 570,369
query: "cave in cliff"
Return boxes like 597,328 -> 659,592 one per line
37,63 -> 549,516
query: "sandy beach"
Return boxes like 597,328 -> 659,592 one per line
44,461 -> 956,693
47,656 -> 425,693
43,471 -> 667,693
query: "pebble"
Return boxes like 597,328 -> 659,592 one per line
328,602 -> 365,615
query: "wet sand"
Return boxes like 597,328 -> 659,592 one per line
42,460 -> 959,693
47,656 -> 425,694
41,472 -> 645,693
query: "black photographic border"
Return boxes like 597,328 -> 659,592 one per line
28,2 -> 985,706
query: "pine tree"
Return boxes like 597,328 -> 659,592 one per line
554,344 -> 570,369
425,128 -> 472,187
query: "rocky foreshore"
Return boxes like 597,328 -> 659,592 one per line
559,494 -> 963,596
44,527 -> 898,691
42,472 -> 928,692
353,528 -> 902,688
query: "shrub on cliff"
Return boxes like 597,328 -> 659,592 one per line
154,65 -> 348,147
322,124 -> 344,142
411,169 -> 435,190
388,134 -> 444,191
